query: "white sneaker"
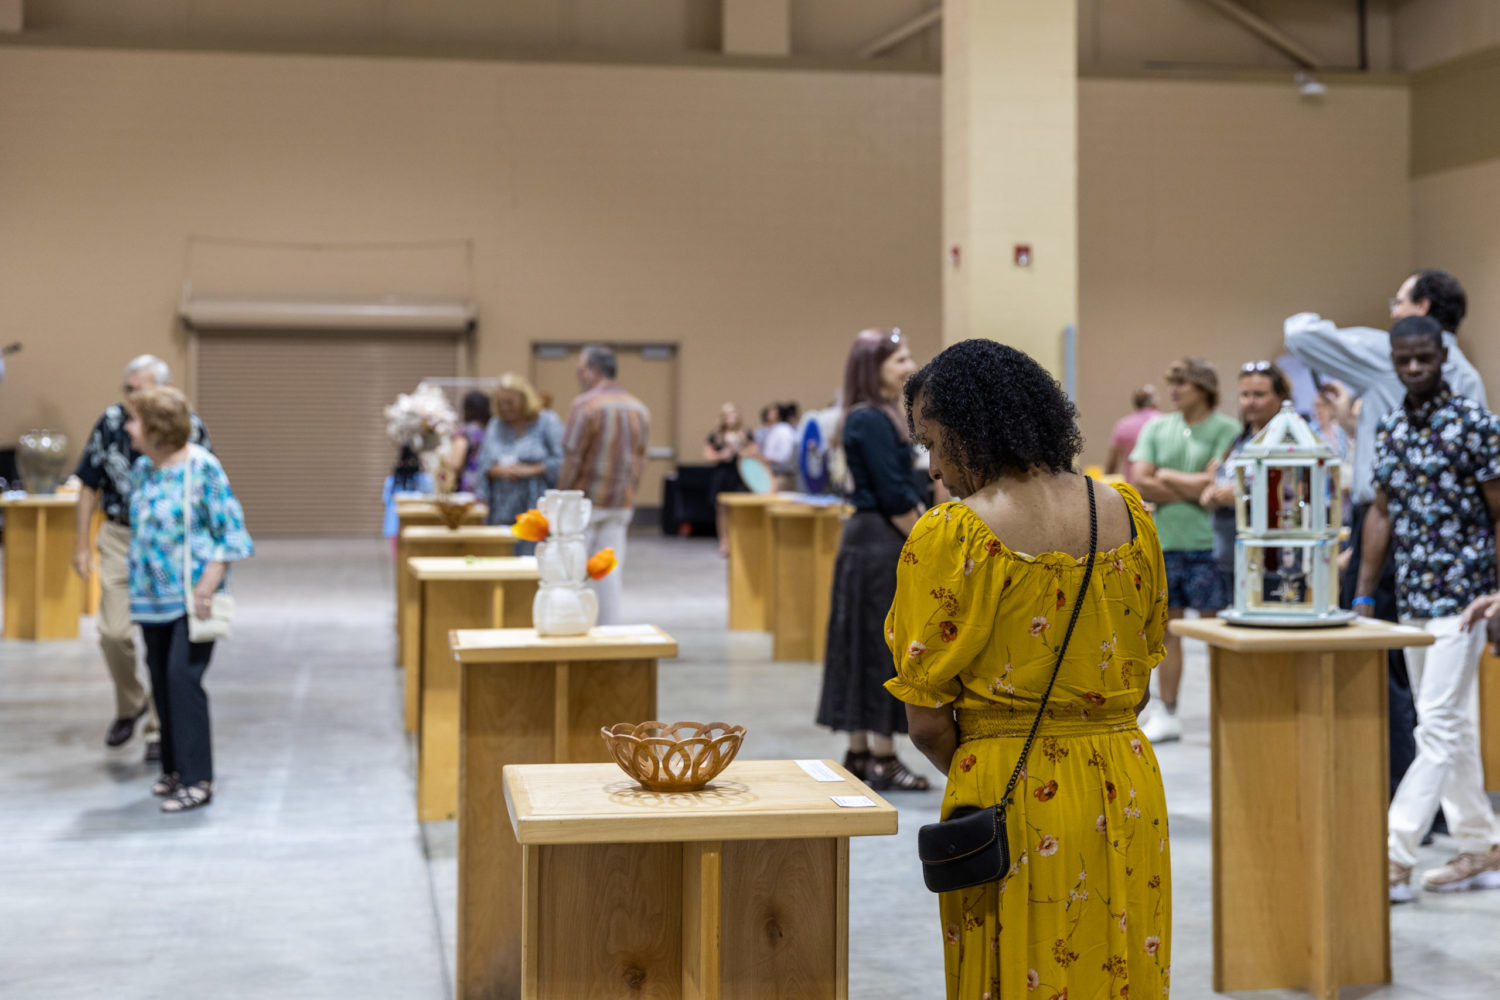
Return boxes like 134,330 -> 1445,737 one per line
1140,703 -> 1181,744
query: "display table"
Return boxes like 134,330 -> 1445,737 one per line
503,758 -> 897,1000
720,492 -> 792,631
395,524 -> 513,668
395,496 -> 489,528
449,625 -> 676,1000
1169,617 -> 1435,999
767,502 -> 848,662
1482,652 -> 1500,791
408,557 -> 539,819
1,494 -> 84,640
80,508 -> 102,617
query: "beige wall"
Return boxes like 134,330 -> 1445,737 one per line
0,47 -> 941,475
1394,0 -> 1500,70
1076,76 -> 1412,466
0,43 -> 1456,498
1413,158 -> 1500,390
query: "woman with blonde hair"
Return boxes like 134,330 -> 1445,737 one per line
476,372 -> 565,554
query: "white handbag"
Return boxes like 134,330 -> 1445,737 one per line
182,446 -> 234,643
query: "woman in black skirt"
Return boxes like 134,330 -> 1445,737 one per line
704,402 -> 747,555
816,328 -> 930,791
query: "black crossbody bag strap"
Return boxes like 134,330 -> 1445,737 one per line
996,475 -> 1098,813
916,477 -> 1101,893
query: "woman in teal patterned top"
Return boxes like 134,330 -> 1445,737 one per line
126,386 -> 254,812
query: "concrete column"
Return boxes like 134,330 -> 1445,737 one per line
943,0 -> 1077,377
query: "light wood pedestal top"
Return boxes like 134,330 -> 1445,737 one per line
395,524 -> 515,668
1,492 -> 84,640
502,759 -> 896,1000
405,556 -> 538,820
450,625 -> 674,1000
1169,615 -> 1433,1000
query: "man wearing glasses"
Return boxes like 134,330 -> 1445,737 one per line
72,355 -> 212,763
1284,270 -> 1486,796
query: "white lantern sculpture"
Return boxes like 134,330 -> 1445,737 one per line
1220,401 -> 1355,627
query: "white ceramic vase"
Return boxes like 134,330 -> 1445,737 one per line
532,490 -> 598,636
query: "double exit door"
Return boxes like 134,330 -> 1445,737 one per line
530,343 -> 677,509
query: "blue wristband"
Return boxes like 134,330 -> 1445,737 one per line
1352,596 -> 1375,607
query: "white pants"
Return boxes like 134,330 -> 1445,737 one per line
1389,614 -> 1500,866
583,507 -> 632,626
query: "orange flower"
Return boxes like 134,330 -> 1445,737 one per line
1106,780 -> 1117,802
586,548 -> 618,580
939,621 -> 958,643
1084,691 -> 1106,706
513,509 -> 549,542
1034,779 -> 1058,801
958,753 -> 977,773
984,538 -> 1003,556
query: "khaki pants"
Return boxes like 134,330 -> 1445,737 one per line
97,522 -> 158,736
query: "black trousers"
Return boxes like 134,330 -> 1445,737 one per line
141,617 -> 215,786
1343,502 -> 1417,798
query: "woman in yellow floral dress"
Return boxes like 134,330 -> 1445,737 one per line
885,340 -> 1171,1000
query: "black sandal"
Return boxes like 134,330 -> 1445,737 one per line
842,749 -> 871,780
867,755 -> 930,792
161,781 -> 213,813
151,773 -> 180,797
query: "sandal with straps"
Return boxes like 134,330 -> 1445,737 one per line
842,749 -> 871,780
161,781 -> 213,813
867,755 -> 930,792
151,773 -> 180,797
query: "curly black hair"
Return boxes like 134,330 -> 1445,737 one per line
903,339 -> 1083,482
1410,269 -> 1466,334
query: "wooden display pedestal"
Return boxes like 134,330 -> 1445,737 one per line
503,759 -> 896,1000
450,626 -> 676,1000
720,492 -> 788,631
395,523 -> 512,667
2,494 -> 84,640
407,557 -> 538,820
767,503 -> 846,662
1170,617 -> 1434,1000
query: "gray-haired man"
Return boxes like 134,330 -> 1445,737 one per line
72,355 -> 211,761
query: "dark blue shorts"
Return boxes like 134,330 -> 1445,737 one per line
1164,549 -> 1226,612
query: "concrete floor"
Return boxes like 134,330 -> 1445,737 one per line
2,532 -> 1499,999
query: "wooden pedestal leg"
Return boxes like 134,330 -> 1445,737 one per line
771,516 -> 815,661
416,579 -> 494,822
727,506 -> 770,631
460,658 -> 657,1000
1211,648 -> 1388,998
462,664 -> 554,1000
402,571 -> 422,731
682,841 -> 723,1000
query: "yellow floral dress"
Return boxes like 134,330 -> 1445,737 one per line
885,486 -> 1171,1000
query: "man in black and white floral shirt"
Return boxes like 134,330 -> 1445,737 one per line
72,355 -> 211,762
1356,315 -> 1500,903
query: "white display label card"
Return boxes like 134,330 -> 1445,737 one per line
592,625 -> 661,637
796,759 -> 844,782
831,795 -> 876,808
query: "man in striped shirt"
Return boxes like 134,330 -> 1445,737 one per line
558,345 -> 650,624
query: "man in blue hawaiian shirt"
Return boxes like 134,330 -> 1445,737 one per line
71,355 -> 211,762
1355,315 -> 1500,903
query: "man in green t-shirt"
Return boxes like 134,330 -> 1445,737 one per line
1129,357 -> 1241,744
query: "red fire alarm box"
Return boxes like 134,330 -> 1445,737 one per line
1014,244 -> 1032,267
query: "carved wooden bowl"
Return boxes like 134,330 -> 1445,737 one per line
601,721 -> 746,792
432,494 -> 476,530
